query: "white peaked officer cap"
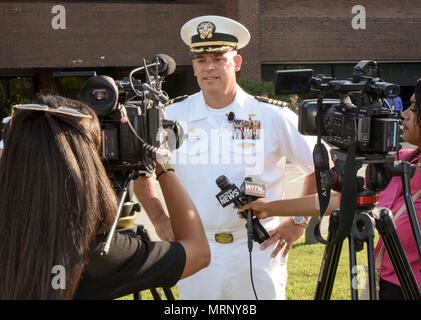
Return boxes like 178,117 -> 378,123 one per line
180,15 -> 250,54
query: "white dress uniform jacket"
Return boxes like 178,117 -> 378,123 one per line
165,85 -> 317,299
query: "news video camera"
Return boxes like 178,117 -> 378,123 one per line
79,54 -> 183,173
78,54 -> 184,258
274,60 -> 405,241
275,60 -> 401,154
275,60 -> 421,300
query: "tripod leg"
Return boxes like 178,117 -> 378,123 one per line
315,212 -> 344,300
148,288 -> 161,300
163,288 -> 176,300
365,227 -> 378,300
375,209 -> 421,300
348,236 -> 359,300
350,212 -> 377,300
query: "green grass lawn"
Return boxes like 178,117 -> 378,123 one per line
286,237 -> 373,300
119,234 -> 377,300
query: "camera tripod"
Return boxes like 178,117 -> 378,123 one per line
315,202 -> 420,300
314,159 -> 421,300
103,170 -> 175,300
119,225 -> 176,300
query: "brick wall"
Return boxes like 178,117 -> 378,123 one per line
237,0 -> 261,81
260,0 -> 421,63
0,2 -> 222,69
2,0 -> 421,86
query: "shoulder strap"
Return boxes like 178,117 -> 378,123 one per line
376,188 -> 421,270
254,96 -> 289,107
394,188 -> 421,221
166,95 -> 189,106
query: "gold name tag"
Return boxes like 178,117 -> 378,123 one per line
215,233 -> 234,244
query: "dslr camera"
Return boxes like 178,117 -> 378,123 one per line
79,54 -> 183,173
274,60 -> 401,154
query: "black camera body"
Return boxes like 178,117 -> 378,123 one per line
79,56 -> 182,172
298,99 -> 400,154
275,60 -> 401,155
102,103 -> 160,163
79,75 -> 159,170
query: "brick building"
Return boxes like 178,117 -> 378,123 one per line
1,0 -> 421,114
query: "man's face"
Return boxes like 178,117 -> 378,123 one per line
192,50 -> 242,95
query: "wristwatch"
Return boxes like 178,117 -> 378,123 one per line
292,216 -> 309,229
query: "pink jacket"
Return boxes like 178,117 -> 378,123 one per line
375,148 -> 421,287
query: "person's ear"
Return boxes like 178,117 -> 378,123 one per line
192,60 -> 198,77
234,53 -> 243,72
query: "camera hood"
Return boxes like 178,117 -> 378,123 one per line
79,75 -> 119,117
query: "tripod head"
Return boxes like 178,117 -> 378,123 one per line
315,149 -> 421,300
314,148 -> 417,245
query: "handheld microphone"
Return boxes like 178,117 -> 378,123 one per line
240,177 -> 270,250
215,175 -> 243,208
215,175 -> 268,300
241,177 -> 266,198
215,175 -> 270,250
215,175 -> 254,251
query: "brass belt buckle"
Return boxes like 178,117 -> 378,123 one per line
215,232 -> 233,244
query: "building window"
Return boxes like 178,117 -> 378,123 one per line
53,71 -> 97,101
0,77 -> 36,119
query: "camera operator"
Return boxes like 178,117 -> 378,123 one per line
239,79 -> 421,300
0,94 -> 210,300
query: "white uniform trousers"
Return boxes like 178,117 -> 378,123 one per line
177,229 -> 287,300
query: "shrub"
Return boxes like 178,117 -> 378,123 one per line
238,79 -> 299,113
238,79 -> 289,101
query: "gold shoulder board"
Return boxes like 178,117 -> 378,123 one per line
254,96 -> 289,107
166,95 -> 189,106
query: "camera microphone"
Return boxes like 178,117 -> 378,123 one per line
127,54 -> 176,83
227,112 -> 236,123
142,83 -> 169,104
151,54 -> 176,77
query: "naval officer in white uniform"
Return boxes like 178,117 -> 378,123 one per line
136,15 -> 318,300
